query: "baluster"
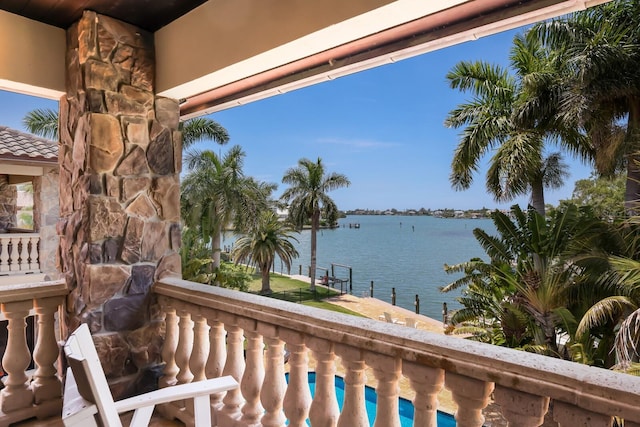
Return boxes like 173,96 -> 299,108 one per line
402,362 -> 444,427
15,237 -> 24,271
239,318 -> 265,427
31,297 -> 63,419
335,344 -> 369,427
190,314 -> 209,382
206,318 -> 227,417
370,354 -> 401,427
174,313 -> 208,423
493,386 -> 549,427
308,337 -> 339,427
282,330 -> 311,427
0,301 -> 33,413
159,305 -> 179,388
0,237 -> 11,273
445,372 -> 494,427
7,238 -> 13,271
175,309 -> 194,386
260,324 -> 286,427
217,321 -> 245,426
35,237 -> 40,270
26,237 -> 36,271
552,401 -> 614,427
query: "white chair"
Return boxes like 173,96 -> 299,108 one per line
62,323 -> 238,427
405,317 -> 419,328
383,312 -> 405,325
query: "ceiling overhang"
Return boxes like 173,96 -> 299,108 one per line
0,0 -> 611,118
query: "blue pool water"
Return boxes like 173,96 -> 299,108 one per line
288,372 -> 456,426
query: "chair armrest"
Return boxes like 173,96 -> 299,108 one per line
113,375 -> 238,414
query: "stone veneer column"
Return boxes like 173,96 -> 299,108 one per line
0,175 -> 17,231
33,167 -> 60,277
58,11 -> 182,397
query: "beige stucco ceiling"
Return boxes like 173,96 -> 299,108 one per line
0,0 -> 611,118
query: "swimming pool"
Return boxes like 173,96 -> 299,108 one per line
288,372 -> 456,426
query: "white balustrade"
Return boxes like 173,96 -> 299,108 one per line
0,233 -> 41,275
335,344 -> 369,427
259,324 -> 286,427
31,296 -> 63,419
153,277 -> 640,427
218,319 -> 245,426
159,306 -> 178,388
493,386 -> 549,427
370,355 -> 401,427
307,337 -> 340,427
281,330 -> 311,427
206,317 -> 228,418
238,318 -> 264,427
0,279 -> 66,426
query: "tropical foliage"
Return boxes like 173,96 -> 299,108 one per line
181,146 -> 274,270
180,227 -> 251,291
442,204 -> 612,359
558,173 -> 625,220
445,33 -> 589,215
531,0 -> 640,214
281,157 -> 350,291
22,109 -> 59,140
231,210 -> 299,294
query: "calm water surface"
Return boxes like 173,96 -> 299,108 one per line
226,215 -> 495,320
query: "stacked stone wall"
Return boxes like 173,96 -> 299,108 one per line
58,11 -> 181,397
33,167 -> 60,277
0,175 -> 17,231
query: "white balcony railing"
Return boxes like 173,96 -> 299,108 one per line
0,279 -> 66,426
3,276 -> 640,426
0,233 -> 41,275
155,277 -> 640,427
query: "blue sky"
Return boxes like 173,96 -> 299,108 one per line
0,26 -> 593,211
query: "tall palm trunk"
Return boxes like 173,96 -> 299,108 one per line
530,178 -> 546,217
212,226 -> 222,269
539,313 -> 559,356
261,261 -> 272,294
309,208 -> 320,291
624,98 -> 640,216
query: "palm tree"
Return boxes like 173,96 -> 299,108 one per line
22,109 -> 58,140
23,108 -> 230,149
181,146 -> 272,270
445,33 -> 589,216
531,0 -> 640,214
232,210 -> 299,294
181,117 -> 229,149
442,204 -> 608,357
281,158 -> 350,291
574,220 -> 640,368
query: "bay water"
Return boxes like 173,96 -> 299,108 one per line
226,215 -> 496,320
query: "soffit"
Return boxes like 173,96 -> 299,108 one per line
0,0 -> 207,32
0,0 -> 613,117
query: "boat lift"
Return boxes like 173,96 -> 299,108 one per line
316,263 -> 352,294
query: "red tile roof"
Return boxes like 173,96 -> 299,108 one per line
0,126 -> 58,164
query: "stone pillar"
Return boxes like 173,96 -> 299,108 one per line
0,175 -> 17,231
33,167 -> 60,277
58,10 -> 182,397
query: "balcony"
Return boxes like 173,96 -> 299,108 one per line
2,277 -> 640,427
0,232 -> 44,284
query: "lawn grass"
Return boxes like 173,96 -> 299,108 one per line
247,271 -> 362,315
